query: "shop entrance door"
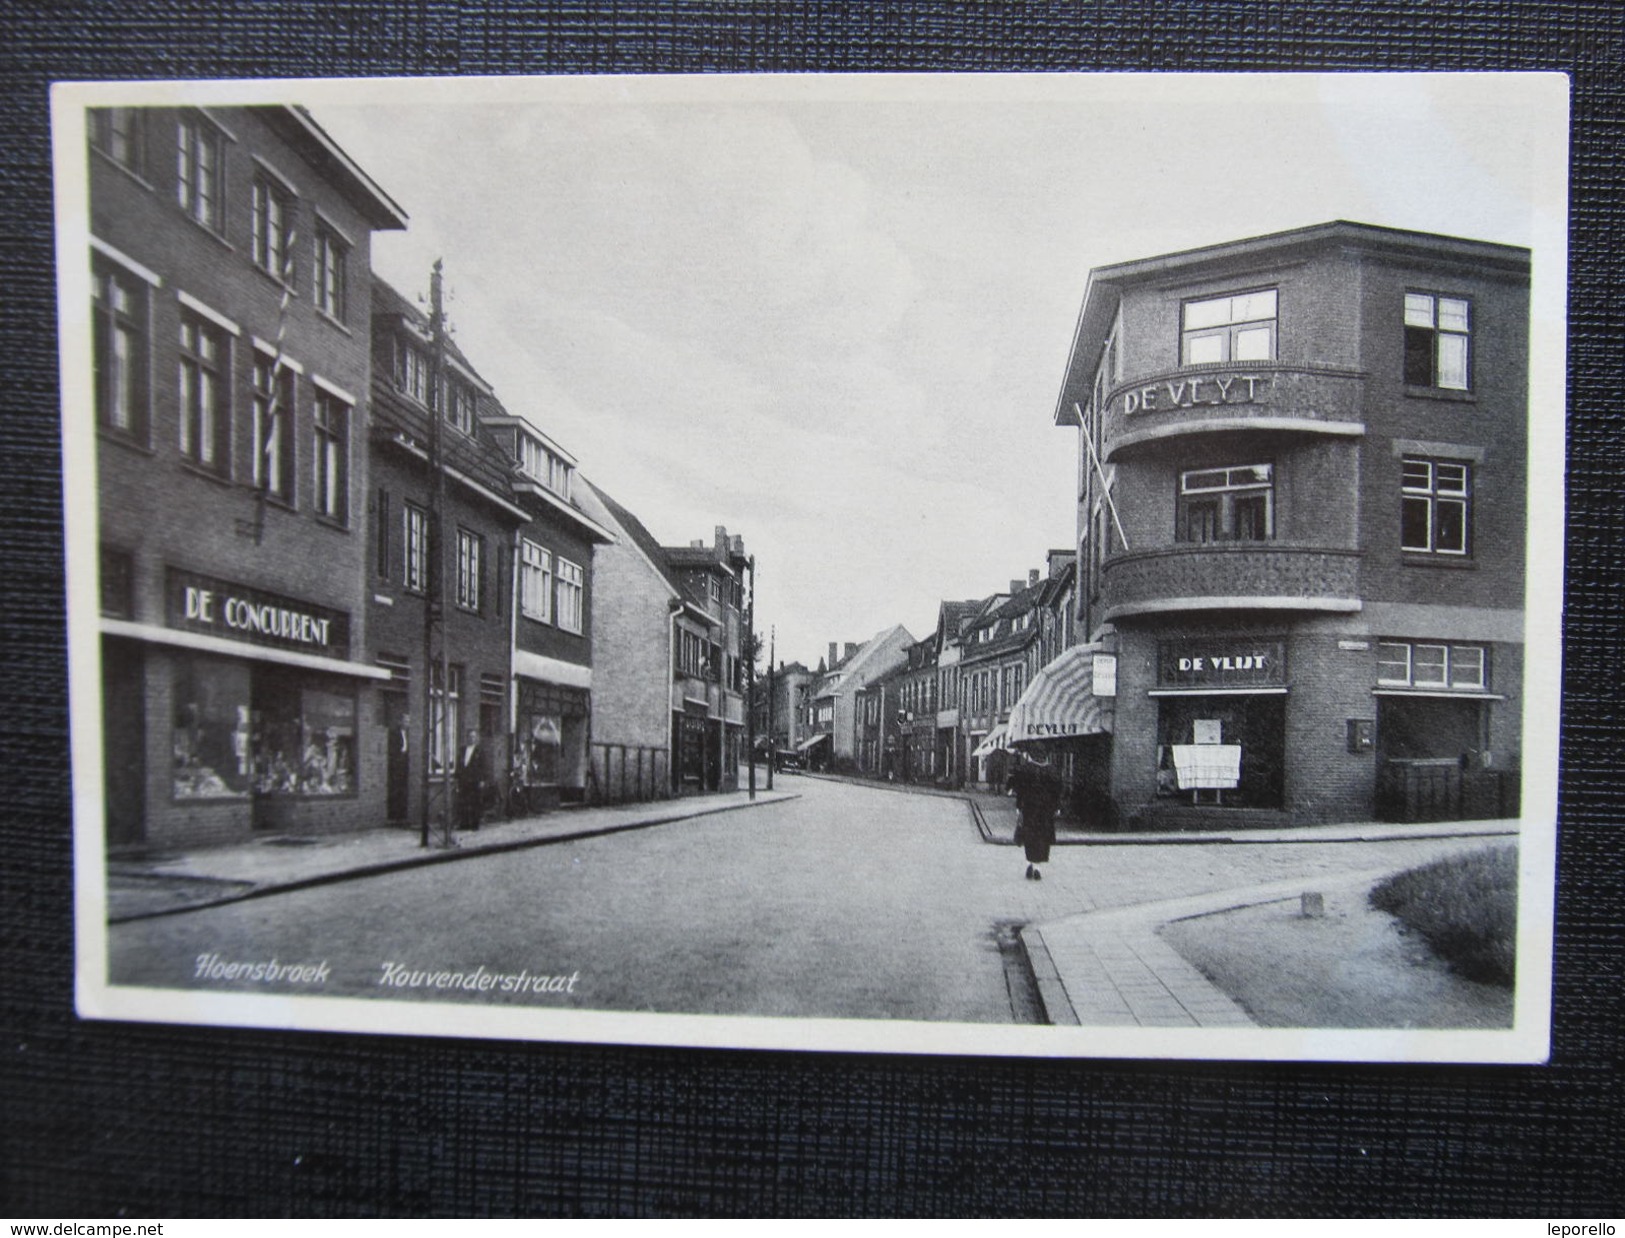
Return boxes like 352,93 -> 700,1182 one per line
1376,696 -> 1486,821
102,640 -> 145,847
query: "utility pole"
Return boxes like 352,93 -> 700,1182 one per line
746,555 -> 757,801
421,259 -> 454,848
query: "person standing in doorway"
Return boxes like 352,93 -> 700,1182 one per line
1010,748 -> 1062,880
456,727 -> 487,831
387,711 -> 410,823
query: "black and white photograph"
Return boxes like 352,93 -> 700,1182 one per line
59,71 -> 1567,1062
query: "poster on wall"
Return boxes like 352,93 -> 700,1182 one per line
60,71 -> 1567,1062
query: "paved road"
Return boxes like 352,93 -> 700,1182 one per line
107,778 -> 1502,1024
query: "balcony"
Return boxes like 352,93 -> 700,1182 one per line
1102,364 -> 1366,462
1100,543 -> 1363,621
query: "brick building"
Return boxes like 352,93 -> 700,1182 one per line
90,104 -> 406,850
662,529 -> 753,793
483,411 -> 613,811
1056,222 -> 1528,828
366,277 -> 535,830
889,639 -> 941,783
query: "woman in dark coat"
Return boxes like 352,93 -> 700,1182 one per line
1009,748 -> 1062,880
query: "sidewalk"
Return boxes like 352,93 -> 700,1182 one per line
806,771 -> 1518,848
107,787 -> 800,923
1022,864 -> 1434,1028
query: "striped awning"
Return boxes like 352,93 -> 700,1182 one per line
971,726 -> 1009,758
1005,645 -> 1114,743
796,732 -> 832,752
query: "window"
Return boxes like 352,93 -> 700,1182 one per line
251,174 -> 294,283
428,664 -> 462,778
402,503 -> 430,593
100,545 -> 133,619
92,257 -> 148,438
520,539 -> 552,621
447,379 -> 476,435
679,628 -> 705,678
90,107 -> 145,176
1377,641 -> 1488,690
1177,464 -> 1274,543
314,226 -> 347,323
456,528 -> 483,612
556,559 -> 584,633
1401,458 -> 1470,555
1404,293 -> 1470,391
251,678 -> 357,798
396,339 -> 428,403
178,310 -> 230,473
1182,288 -> 1277,365
251,353 -> 296,501
518,435 -> 572,498
376,490 -> 391,578
312,388 -> 350,523
172,657 -> 251,800
176,113 -> 223,231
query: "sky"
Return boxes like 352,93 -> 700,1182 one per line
303,73 -> 1562,669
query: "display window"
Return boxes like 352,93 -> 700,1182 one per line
172,657 -> 252,800
171,657 -> 356,801
1155,694 -> 1284,808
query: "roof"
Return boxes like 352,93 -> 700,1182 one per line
267,106 -> 408,231
937,599 -> 986,646
366,280 -> 529,519
1055,219 -> 1533,426
580,479 -> 687,599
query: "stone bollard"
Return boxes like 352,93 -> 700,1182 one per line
1300,891 -> 1325,919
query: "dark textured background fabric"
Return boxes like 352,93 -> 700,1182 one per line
3,1 -> 1621,1218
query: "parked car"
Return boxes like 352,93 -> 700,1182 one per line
774,749 -> 803,773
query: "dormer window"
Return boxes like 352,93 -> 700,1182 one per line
519,434 -> 573,500
447,379 -> 476,435
395,338 -> 428,404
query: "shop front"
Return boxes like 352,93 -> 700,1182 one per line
515,678 -> 589,808
1149,637 -> 1287,811
101,569 -> 390,851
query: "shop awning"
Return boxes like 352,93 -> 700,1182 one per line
971,727 -> 1009,758
1005,645 -> 1114,743
796,733 -> 831,752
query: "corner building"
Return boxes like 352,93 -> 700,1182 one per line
89,105 -> 406,850
1057,222 -> 1528,828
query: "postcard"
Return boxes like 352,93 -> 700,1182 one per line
59,71 -> 1567,1060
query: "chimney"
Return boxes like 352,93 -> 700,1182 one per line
690,539 -> 704,549
1009,580 -> 1023,595
1047,548 -> 1076,579
1028,569 -> 1040,588
829,642 -> 838,667
715,525 -> 728,552
845,642 -> 859,660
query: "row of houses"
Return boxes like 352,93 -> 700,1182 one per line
762,220 -> 1529,831
89,103 -> 754,852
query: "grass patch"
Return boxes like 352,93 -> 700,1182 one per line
1369,844 -> 1517,987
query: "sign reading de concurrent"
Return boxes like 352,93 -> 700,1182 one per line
166,568 -> 350,658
